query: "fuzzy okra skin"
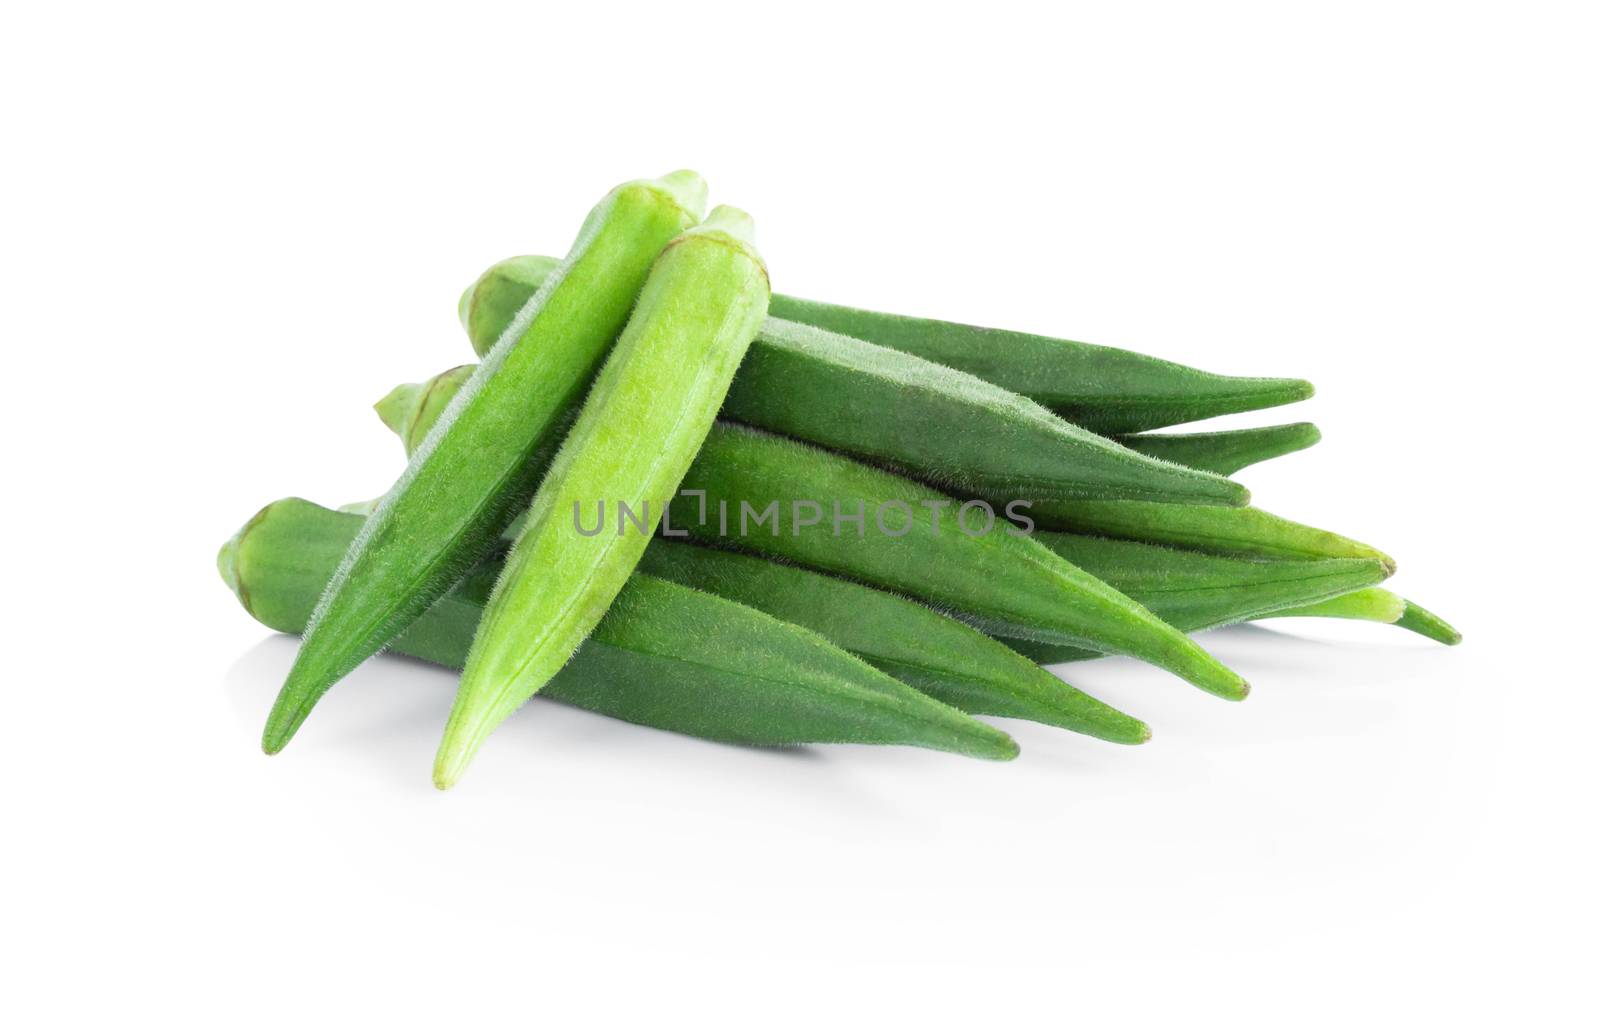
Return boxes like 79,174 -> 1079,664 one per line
261,172 -> 707,755
1021,498 -> 1396,572
461,257 -> 1248,507
437,207 -> 771,788
671,423 -> 1251,701
765,295 -> 1315,435
1114,423 -> 1322,476
371,366 -> 1248,701
1256,588 -> 1462,645
637,542 -> 1151,744
1001,533 -> 1393,663
223,500 -> 1018,759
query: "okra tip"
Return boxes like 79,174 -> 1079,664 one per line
1396,601 -> 1462,646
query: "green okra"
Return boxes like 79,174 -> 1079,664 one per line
764,295 -> 1314,435
1114,423 -> 1322,476
637,542 -> 1150,744
468,256 -> 1312,438
1256,588 -> 1462,645
1021,498 -> 1396,572
1002,533 -> 1393,663
437,207 -> 771,788
462,256 -> 1249,506
262,171 -> 707,754
371,362 -> 1249,702
671,423 -> 1252,701
223,499 -> 1018,759
373,365 -> 1146,742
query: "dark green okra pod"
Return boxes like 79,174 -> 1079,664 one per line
1003,533 -> 1392,663
671,423 -> 1252,701
637,542 -> 1151,744
263,173 -> 707,755
763,295 -> 1314,434
1019,498 -> 1395,571
461,256 -> 1250,506
1114,423 -> 1322,476
222,499 -> 1019,759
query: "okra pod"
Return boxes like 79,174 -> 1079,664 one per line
467,256 -> 1313,437
637,542 -> 1151,744
1114,423 -> 1322,476
763,297 -> 1314,434
262,171 -> 707,754
1021,498 -> 1395,572
437,207 -> 771,787
223,500 -> 1019,759
460,257 -> 1250,506
1003,533 -> 1392,663
672,424 -> 1252,701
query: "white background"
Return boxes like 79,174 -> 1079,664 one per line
5,2 -> 1597,1022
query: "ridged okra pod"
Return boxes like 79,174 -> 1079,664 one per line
637,542 -> 1151,744
1021,498 -> 1396,572
1114,423 -> 1322,476
262,171 -> 707,754
460,256 -> 1249,506
437,207 -> 771,788
671,424 -> 1251,701
764,294 -> 1315,434
222,500 -> 1018,759
1003,534 -> 1392,663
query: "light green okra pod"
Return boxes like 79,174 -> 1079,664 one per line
374,369 -> 1148,743
222,499 -> 1018,759
262,171 -> 707,755
461,256 -> 1249,506
437,207 -> 771,788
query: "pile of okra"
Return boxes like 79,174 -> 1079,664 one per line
219,170 -> 1459,788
